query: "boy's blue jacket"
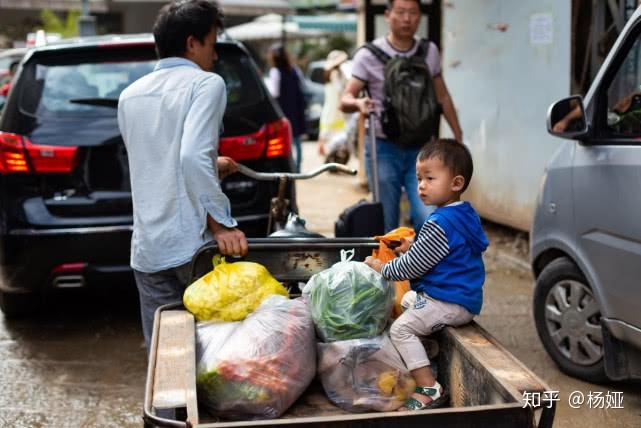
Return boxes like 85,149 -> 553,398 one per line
412,202 -> 489,314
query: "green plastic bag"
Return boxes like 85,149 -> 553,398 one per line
302,249 -> 393,342
184,255 -> 288,322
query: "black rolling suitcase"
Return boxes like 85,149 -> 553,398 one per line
335,112 -> 385,237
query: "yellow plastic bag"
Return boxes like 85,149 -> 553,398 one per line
183,255 -> 288,322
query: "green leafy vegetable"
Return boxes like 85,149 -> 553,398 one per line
303,260 -> 393,342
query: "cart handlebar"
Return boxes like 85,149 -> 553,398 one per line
236,162 -> 356,181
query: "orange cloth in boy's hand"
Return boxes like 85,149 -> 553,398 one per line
371,227 -> 416,319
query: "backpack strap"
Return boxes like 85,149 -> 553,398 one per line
363,42 -> 391,65
413,38 -> 431,59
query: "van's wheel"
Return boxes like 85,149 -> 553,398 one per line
533,257 -> 607,382
0,289 -> 39,319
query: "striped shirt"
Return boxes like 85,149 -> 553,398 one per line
381,220 -> 450,281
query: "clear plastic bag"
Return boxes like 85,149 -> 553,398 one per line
302,249 -> 394,342
184,255 -> 288,322
195,295 -> 316,420
317,333 -> 415,412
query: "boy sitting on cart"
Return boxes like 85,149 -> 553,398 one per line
365,139 -> 488,411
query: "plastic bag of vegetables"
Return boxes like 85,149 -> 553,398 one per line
184,255 -> 288,322
195,295 -> 316,420
317,333 -> 415,412
302,249 -> 394,342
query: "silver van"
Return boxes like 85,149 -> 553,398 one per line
531,7 -> 641,382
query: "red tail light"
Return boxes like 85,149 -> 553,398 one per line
0,132 -> 29,173
0,132 -> 78,174
52,262 -> 87,274
25,139 -> 79,173
219,126 -> 267,161
265,118 -> 292,158
219,118 -> 292,161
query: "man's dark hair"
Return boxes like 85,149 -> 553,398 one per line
8,61 -> 19,75
153,0 -> 224,59
418,138 -> 474,192
387,0 -> 422,9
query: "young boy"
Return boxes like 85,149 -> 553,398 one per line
365,138 -> 488,411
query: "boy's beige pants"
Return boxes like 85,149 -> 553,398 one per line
391,291 -> 474,371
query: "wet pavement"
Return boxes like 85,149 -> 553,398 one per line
480,231 -> 641,427
0,142 -> 639,427
0,285 -> 146,427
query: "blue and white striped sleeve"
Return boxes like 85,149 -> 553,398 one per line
381,220 -> 450,281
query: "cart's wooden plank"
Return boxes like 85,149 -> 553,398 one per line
198,403 -> 529,427
445,322 -> 551,399
153,310 -> 199,425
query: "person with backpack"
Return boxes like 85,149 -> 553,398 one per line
340,0 -> 462,233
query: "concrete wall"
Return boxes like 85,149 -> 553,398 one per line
441,0 -> 572,231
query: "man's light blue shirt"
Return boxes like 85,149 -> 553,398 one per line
118,57 -> 236,273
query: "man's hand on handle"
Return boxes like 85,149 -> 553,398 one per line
356,97 -> 376,116
217,156 -> 238,181
208,216 -> 248,256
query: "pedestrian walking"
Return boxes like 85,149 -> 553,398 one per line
340,0 -> 463,233
266,44 -> 307,172
318,49 -> 350,163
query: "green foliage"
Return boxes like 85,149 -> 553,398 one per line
40,9 -> 80,38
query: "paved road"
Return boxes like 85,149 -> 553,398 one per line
0,142 -> 638,427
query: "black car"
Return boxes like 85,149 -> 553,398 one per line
0,34 -> 295,317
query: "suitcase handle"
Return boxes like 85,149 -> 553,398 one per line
368,111 -> 380,203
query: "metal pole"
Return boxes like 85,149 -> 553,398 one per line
78,0 -> 97,37
369,112 -> 380,203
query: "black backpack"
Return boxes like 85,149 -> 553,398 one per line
364,39 -> 441,146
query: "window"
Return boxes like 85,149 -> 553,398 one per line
34,61 -> 156,115
19,48 -> 158,118
215,50 -> 265,110
605,35 -> 641,137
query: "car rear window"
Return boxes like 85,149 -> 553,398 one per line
18,44 -> 268,119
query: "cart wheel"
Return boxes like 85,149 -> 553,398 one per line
533,257 -> 607,382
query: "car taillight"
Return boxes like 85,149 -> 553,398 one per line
0,131 -> 79,174
24,139 -> 79,173
0,132 -> 29,173
52,262 -> 87,274
219,118 -> 292,161
219,126 -> 267,161
265,118 -> 292,158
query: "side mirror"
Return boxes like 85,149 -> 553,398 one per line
547,95 -> 589,139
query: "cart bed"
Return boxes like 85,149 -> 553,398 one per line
144,238 -> 554,428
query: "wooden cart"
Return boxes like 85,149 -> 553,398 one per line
143,238 -> 555,428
